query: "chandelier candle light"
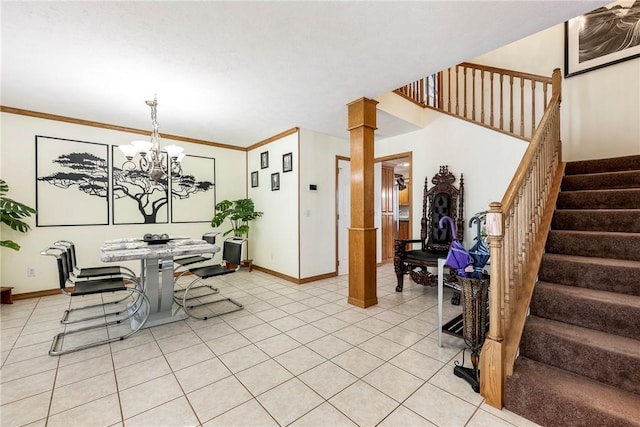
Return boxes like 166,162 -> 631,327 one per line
119,96 -> 185,182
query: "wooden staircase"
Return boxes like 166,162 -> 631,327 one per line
504,154 -> 640,427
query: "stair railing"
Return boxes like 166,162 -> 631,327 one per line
479,68 -> 565,408
394,62 -> 554,141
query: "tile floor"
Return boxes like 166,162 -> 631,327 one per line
0,264 -> 540,427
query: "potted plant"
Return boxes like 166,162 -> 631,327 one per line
1,179 -> 36,251
211,198 -> 263,237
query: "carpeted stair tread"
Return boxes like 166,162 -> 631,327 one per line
546,230 -> 640,261
556,188 -> 640,209
505,357 -> 640,427
520,316 -> 640,393
562,170 -> 640,191
565,154 -> 640,175
532,282 -> 640,340
552,209 -> 640,233
538,253 -> 640,296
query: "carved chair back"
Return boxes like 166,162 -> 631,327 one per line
420,165 -> 464,253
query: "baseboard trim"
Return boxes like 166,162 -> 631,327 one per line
13,288 -> 61,300
251,265 -> 337,284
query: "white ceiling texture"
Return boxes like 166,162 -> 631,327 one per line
1,1 -> 608,148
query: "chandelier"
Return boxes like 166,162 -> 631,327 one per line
118,96 -> 184,182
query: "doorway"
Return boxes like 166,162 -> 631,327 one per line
378,154 -> 412,264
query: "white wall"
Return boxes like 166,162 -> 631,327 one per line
375,112 -> 527,249
299,129 -> 350,278
1,112 -> 246,294
472,24 -> 640,162
247,132 -> 299,279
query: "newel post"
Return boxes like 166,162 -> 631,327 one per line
480,201 -> 505,408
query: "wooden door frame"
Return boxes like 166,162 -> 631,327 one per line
375,152 -> 413,260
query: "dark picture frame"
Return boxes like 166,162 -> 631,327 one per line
271,172 -> 280,191
251,171 -> 259,188
260,151 -> 269,169
170,154 -> 216,224
565,1 -> 640,77
35,135 -> 109,227
283,152 -> 293,173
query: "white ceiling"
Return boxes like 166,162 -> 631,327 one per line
1,1 -> 608,148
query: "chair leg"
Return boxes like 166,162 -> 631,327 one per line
395,271 -> 405,292
61,289 -> 145,324
50,289 -> 150,356
181,278 -> 243,320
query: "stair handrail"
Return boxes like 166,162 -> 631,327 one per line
394,62 -> 554,141
479,68 -> 565,408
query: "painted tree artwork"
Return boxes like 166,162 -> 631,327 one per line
36,136 -> 109,226
35,136 -> 215,226
112,147 -> 215,224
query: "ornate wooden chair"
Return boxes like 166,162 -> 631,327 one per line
394,165 -> 464,292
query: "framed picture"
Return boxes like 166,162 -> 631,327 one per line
170,155 -> 216,223
565,1 -> 640,77
35,135 -> 109,227
271,172 -> 280,191
283,152 -> 293,173
251,171 -> 259,188
260,151 -> 269,169
111,145 -> 168,225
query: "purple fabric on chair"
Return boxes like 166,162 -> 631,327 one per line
439,216 -> 473,277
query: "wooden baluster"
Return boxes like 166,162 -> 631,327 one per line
472,68 -> 476,121
455,66 -> 460,116
463,66 -> 468,118
481,70 -> 485,124
419,78 -> 425,106
531,80 -> 536,137
509,75 -> 514,133
520,78 -> 525,137
447,69 -> 452,113
499,74 -> 504,130
490,72 -> 495,127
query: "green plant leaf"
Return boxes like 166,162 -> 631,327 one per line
0,240 -> 20,251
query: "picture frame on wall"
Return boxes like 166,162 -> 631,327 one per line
564,1 -> 640,77
170,154 -> 216,223
111,145 -> 169,225
260,151 -> 269,169
271,172 -> 280,191
283,152 -> 293,173
251,171 -> 259,188
35,135 -> 110,227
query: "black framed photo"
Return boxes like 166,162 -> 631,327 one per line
283,152 -> 293,173
35,135 -> 109,227
271,172 -> 280,191
260,151 -> 269,169
251,171 -> 259,188
565,1 -> 640,77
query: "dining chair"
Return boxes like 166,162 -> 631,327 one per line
176,237 -> 246,320
41,246 -> 150,356
54,240 -> 139,283
172,232 -> 219,287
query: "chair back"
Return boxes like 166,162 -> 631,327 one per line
222,238 -> 245,266
54,240 -> 78,271
40,247 -> 71,290
421,165 -> 464,253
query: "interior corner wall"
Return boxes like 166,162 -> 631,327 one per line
298,128 -> 350,279
375,113 -> 527,249
471,24 -> 640,162
0,112 -> 246,294
247,132 -> 299,279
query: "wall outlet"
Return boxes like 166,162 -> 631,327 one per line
27,266 -> 36,277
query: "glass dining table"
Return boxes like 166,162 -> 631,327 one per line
100,237 -> 220,328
